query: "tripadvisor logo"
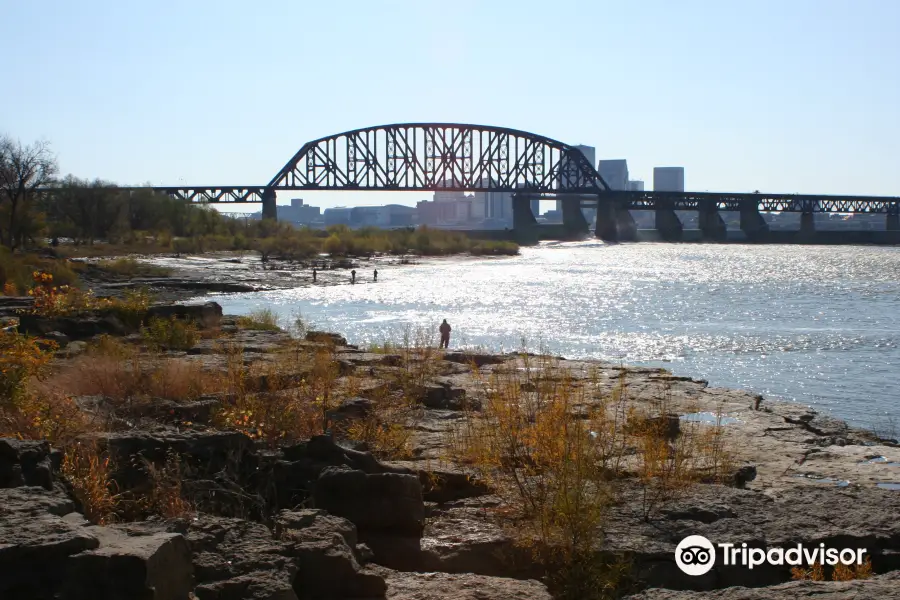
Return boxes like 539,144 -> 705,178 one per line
675,535 -> 716,576
675,535 -> 868,576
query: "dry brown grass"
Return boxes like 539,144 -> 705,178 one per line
141,316 -> 199,351
0,390 -> 92,446
213,344 -> 337,447
450,352 -> 737,599
144,448 -> 193,518
43,337 -> 219,407
792,557 -> 873,582
342,384 -> 421,459
61,443 -> 119,525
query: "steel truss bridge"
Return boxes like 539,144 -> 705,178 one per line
53,123 -> 900,242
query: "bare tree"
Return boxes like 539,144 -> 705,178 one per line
0,135 -> 58,249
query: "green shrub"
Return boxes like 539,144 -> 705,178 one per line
237,308 -> 281,331
0,249 -> 82,292
98,257 -> 172,277
141,317 -> 199,351
106,288 -> 152,328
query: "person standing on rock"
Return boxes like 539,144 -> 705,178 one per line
351,269 -> 356,284
439,319 -> 452,349
373,269 -> 378,282
312,267 -> 317,283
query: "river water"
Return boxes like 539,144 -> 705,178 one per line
203,242 -> 900,430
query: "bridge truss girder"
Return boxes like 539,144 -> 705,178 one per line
150,187 -> 268,203
266,123 -> 609,194
621,191 -> 900,214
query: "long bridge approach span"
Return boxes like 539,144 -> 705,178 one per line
53,123 -> 900,243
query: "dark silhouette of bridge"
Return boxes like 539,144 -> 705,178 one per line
96,123 -> 900,243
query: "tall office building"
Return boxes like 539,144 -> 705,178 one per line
653,167 -> 685,192
572,145 -> 596,170
598,159 -> 630,190
627,180 -> 645,191
486,190 -> 513,222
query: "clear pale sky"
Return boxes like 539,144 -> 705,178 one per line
3,0 -> 898,210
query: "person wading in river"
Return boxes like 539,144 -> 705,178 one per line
439,319 -> 452,349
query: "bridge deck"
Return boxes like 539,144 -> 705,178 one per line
137,187 -> 900,214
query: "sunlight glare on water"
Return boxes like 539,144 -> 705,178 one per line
206,242 -> 900,429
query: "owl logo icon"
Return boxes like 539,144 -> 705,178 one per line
675,535 -> 716,576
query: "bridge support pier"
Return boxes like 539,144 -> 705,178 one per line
262,188 -> 278,220
561,196 -> 590,238
739,200 -> 769,240
888,214 -> 900,231
595,197 -> 617,241
615,207 -> 637,241
655,202 -> 683,241
512,193 -> 538,230
799,212 -> 815,238
698,201 -> 727,241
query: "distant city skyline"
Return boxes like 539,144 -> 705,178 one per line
3,0 -> 898,212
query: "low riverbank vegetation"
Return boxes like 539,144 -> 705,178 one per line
449,353 -> 738,599
141,316 -> 199,351
1,133 -> 518,262
95,257 -> 172,278
0,248 -> 82,293
237,308 -> 281,331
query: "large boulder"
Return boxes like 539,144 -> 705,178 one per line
276,509 -> 386,599
313,466 -> 424,537
418,381 -> 468,410
64,528 -> 193,600
83,429 -> 255,491
375,567 -> 553,600
305,331 -> 347,346
420,500 -> 524,578
624,571 -> 900,599
0,487 -> 100,599
17,313 -> 130,340
149,512 -> 387,600
283,435 -> 401,475
2,486 -> 191,600
175,516 -> 298,600
0,438 -> 55,489
146,302 -> 223,329
82,429 -> 260,517
602,483 -> 900,591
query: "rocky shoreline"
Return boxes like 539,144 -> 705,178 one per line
76,252 -> 466,304
2,261 -> 900,598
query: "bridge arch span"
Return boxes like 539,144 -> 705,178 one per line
266,123 -> 609,193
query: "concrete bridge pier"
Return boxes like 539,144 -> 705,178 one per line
511,193 -> 539,243
512,193 -> 538,228
262,188 -> 278,220
615,207 -> 637,241
888,213 -> 900,231
739,200 -> 769,240
655,202 -> 683,241
799,212 -> 815,238
698,201 -> 727,241
560,196 -> 590,238
595,197 -> 618,241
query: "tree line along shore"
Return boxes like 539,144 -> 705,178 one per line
1,134 -> 517,294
